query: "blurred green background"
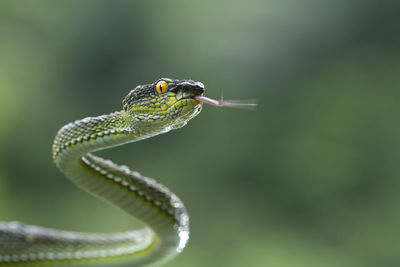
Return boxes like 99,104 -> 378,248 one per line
1,1 -> 400,266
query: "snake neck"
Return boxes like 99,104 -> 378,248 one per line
53,111 -> 161,163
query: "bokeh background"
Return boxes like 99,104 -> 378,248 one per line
1,1 -> 400,266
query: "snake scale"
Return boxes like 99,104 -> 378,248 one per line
0,79 -> 206,266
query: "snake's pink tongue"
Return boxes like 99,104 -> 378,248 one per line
194,95 -> 258,110
193,96 -> 221,106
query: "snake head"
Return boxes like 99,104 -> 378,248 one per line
122,78 -> 204,128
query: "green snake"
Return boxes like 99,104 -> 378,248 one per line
0,78 -> 208,266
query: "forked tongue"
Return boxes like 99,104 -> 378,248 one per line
194,95 -> 258,110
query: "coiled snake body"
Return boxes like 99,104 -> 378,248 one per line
0,79 -> 205,266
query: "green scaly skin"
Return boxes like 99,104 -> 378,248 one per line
0,78 -> 204,266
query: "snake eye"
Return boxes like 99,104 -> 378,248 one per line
156,81 -> 168,94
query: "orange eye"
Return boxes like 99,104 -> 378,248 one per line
156,81 -> 168,94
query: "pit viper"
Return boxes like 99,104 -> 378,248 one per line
0,78 -> 207,266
